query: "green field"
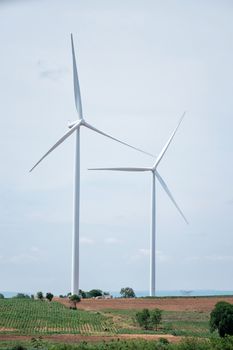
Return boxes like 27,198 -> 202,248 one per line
0,299 -> 116,335
0,299 -> 230,350
0,299 -> 213,337
101,308 -> 211,337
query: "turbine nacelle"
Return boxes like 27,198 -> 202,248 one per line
68,120 -> 78,129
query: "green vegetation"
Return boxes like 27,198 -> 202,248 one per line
69,294 -> 81,308
87,290 -> 103,298
1,337 -> 233,350
1,297 -> 233,349
136,309 -> 162,330
210,301 -> 233,337
120,287 -> 135,298
36,292 -> 43,301
0,299 -> 115,335
103,309 -> 211,337
13,294 -> 30,300
45,293 -> 54,302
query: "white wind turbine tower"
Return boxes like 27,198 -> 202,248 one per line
89,113 -> 188,297
30,34 -> 153,295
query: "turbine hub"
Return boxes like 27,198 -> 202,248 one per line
68,120 -> 81,129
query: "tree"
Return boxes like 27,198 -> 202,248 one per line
210,301 -> 233,337
69,294 -> 81,308
46,292 -> 54,302
36,291 -> 43,300
136,309 -> 150,330
136,308 -> 163,330
88,289 -> 103,298
150,308 -> 162,331
120,287 -> 136,298
0,293 -> 4,299
79,289 -> 87,298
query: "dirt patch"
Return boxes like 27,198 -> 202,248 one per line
0,334 -> 181,344
55,296 -> 233,313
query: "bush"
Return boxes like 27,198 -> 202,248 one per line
11,345 -> 27,350
210,301 -> 233,337
136,308 -> 162,330
0,293 -> 4,299
136,308 -> 150,329
150,309 -> 162,331
178,337 -> 210,350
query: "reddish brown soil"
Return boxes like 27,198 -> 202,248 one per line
0,334 -> 181,344
55,296 -> 233,312
2,297 -> 233,344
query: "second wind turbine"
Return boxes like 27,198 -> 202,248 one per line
89,114 -> 188,297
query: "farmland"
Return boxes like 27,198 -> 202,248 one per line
0,296 -> 233,347
0,299 -> 115,335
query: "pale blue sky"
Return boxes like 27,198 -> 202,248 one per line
0,0 -> 233,294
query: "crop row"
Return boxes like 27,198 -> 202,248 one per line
0,299 -> 115,335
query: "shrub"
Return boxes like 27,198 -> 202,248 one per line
136,308 -> 162,330
210,301 -> 233,337
150,308 -> 162,330
11,345 -> 27,350
136,308 -> 150,330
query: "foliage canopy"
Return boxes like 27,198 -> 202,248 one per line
136,308 -> 162,330
120,287 -> 136,298
210,301 -> 233,337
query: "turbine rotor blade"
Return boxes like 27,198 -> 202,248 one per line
155,171 -> 188,224
84,121 -> 155,158
153,112 -> 185,169
88,167 -> 151,172
71,33 -> 83,119
29,120 -> 82,172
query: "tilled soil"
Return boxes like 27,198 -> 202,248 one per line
0,334 -> 181,344
55,296 -> 233,312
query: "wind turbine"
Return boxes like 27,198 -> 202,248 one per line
30,34 -> 153,295
89,113 -> 188,296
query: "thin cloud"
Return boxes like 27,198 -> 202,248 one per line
37,61 -> 67,82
